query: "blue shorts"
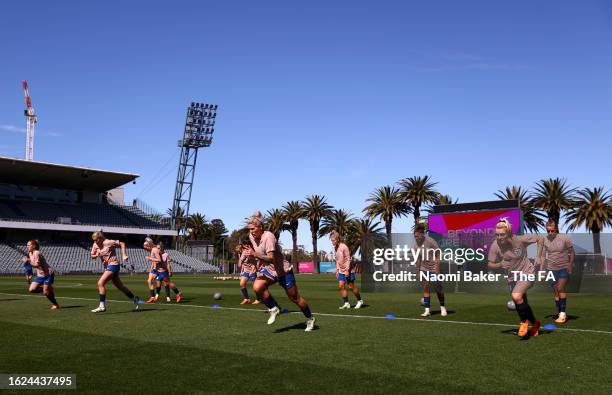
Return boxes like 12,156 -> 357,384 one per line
150,269 -> 159,276
258,267 -> 278,282
24,265 -> 33,276
33,273 -> 55,285
338,272 -> 356,284
278,270 -> 297,290
241,271 -> 257,281
548,269 -> 570,285
156,271 -> 169,282
105,264 -> 120,275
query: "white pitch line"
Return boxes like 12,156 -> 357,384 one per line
1,292 -> 611,336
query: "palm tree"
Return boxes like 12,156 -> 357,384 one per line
320,209 -> 354,238
166,206 -> 186,230
398,175 -> 439,225
265,208 -> 287,240
363,185 -> 410,247
495,186 -> 544,233
436,194 -> 458,205
186,213 -> 208,240
346,217 -> 386,256
282,200 -> 303,267
302,195 -> 333,273
564,187 -> 612,254
425,194 -> 458,215
531,178 -> 575,226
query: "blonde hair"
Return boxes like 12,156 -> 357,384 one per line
496,217 -> 513,234
92,231 -> 105,240
329,230 -> 341,241
247,211 -> 264,228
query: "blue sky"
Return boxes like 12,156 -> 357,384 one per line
1,1 -> 611,253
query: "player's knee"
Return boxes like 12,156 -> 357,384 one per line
511,294 -> 523,304
43,289 -> 49,296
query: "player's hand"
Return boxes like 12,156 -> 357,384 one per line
123,254 -> 129,261
22,256 -> 29,263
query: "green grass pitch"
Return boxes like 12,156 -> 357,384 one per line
1,274 -> 611,393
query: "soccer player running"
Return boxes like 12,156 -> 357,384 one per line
542,219 -> 575,324
413,224 -> 447,317
23,240 -> 59,309
487,218 -> 543,339
90,231 -> 142,312
330,231 -> 363,309
246,212 -> 316,331
143,237 -> 162,303
237,240 -> 260,305
155,242 -> 182,303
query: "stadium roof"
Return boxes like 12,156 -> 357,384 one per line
0,156 -> 139,192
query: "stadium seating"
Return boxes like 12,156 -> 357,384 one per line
0,242 -> 218,275
0,199 -> 167,229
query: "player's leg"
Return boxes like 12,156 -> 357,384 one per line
249,273 -> 262,304
421,279 -> 431,317
338,275 -> 350,309
281,272 -> 315,331
433,280 -> 447,316
92,270 -> 114,312
28,279 -> 43,293
239,274 -> 251,304
146,272 -> 157,303
253,276 -> 281,324
109,268 -> 142,309
347,273 -> 364,309
168,280 -> 182,303
554,271 -> 570,323
43,279 -> 59,309
511,281 -> 539,338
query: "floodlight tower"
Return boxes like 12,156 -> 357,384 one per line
22,80 -> 37,161
171,102 -> 218,243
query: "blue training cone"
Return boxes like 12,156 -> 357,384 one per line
212,304 -> 222,309
385,314 -> 396,319
543,324 -> 557,330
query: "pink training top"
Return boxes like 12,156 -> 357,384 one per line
249,231 -> 293,277
488,234 -> 540,280
544,234 -> 573,270
28,250 -> 54,277
239,250 -> 257,275
157,251 -> 170,272
91,239 -> 120,267
415,235 -> 440,272
334,243 -> 352,275
149,247 -> 165,271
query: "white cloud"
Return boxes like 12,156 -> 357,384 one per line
0,124 -> 26,133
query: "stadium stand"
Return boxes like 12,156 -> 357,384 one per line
0,199 -> 167,229
0,156 -> 217,275
0,242 -> 218,274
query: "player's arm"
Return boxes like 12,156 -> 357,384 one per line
247,245 -> 274,263
90,246 -> 99,260
167,259 -> 173,276
535,237 -> 545,270
119,241 -> 128,261
22,255 -> 30,264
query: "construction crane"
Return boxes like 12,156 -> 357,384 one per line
22,80 -> 37,161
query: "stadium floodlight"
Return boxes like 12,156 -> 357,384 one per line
171,102 -> 219,247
